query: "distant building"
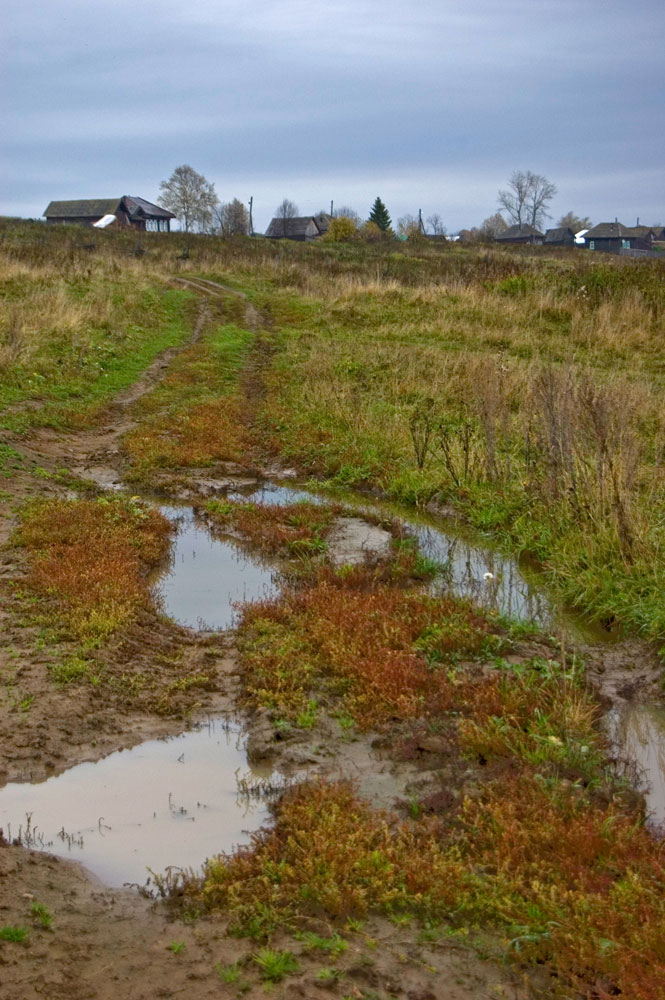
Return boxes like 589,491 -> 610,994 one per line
43,196 -> 175,232
543,227 -> 576,246
495,224 -> 544,245
583,222 -> 656,254
264,214 -> 332,241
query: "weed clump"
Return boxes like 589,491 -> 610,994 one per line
15,495 -> 171,643
237,568 -> 495,727
204,498 -> 340,559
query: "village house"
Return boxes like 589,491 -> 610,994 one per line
43,196 -> 175,231
265,214 -> 332,241
495,224 -> 544,245
583,221 -> 661,254
543,227 -> 576,247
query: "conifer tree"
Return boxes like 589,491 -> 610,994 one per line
368,197 -> 392,232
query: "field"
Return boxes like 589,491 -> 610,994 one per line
1,219 -> 664,999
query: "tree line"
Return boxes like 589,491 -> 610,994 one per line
158,164 -> 591,239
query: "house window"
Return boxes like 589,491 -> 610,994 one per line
589,240 -> 595,250
146,219 -> 159,232
622,239 -> 630,249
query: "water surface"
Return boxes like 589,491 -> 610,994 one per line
0,720 -> 273,886
155,505 -> 278,629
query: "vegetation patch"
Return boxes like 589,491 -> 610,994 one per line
0,245 -> 195,431
123,322 -> 254,481
238,567 -> 502,727
158,771 -> 664,1000
14,495 -> 171,643
204,498 -> 341,559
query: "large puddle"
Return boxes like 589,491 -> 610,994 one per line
0,720 -> 274,886
154,505 -> 279,629
229,482 -> 582,637
4,476 -> 664,891
223,481 -> 665,827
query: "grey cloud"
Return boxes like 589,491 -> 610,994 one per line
2,0 -> 663,228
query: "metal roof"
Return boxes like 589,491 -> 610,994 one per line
265,217 -> 321,238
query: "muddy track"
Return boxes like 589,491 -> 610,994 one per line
0,282 -> 544,1000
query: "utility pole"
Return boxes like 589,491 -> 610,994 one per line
248,196 -> 254,236
330,199 -> 334,217
418,208 -> 425,234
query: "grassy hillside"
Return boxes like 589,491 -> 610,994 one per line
3,219 -> 665,643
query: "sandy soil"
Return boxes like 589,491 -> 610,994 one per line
0,281 -> 658,999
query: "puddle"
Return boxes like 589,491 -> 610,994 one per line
217,480 -> 610,640
608,703 -> 665,830
0,721 -> 275,886
229,482 -> 328,506
155,505 -> 279,630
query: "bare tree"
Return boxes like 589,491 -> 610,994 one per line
498,170 -> 556,229
335,205 -> 361,227
480,212 -> 508,239
397,214 -> 420,238
214,198 -> 250,237
276,198 -> 299,220
557,211 -> 592,232
159,164 -> 218,233
426,213 -> 446,236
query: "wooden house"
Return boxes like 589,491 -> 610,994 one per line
544,227 -> 576,246
43,196 -> 175,231
264,214 -> 332,241
495,224 -> 544,245
583,222 -> 656,254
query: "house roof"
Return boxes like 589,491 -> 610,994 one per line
313,213 -> 333,233
496,223 -> 544,241
265,216 -> 320,238
43,195 -> 174,220
623,225 -> 659,239
583,222 -> 629,239
544,227 -> 575,243
44,198 -> 122,219
123,196 -> 175,219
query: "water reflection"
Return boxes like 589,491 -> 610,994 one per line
608,704 -> 665,830
0,720 -> 275,886
155,505 -> 279,630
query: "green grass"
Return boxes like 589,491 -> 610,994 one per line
122,321 -> 254,482
252,948 -> 300,982
0,276 -> 196,431
0,925 -> 29,943
30,902 -> 53,930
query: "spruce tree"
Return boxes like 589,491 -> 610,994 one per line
368,197 -> 392,232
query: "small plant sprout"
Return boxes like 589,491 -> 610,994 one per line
215,960 -> 242,983
253,948 -> 300,982
30,902 -> 53,930
0,925 -> 29,943
316,966 -> 343,982
168,940 -> 185,954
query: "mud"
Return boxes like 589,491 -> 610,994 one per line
1,281 -> 662,999
0,842 -> 540,1000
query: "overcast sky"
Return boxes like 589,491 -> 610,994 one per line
2,0 -> 663,232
